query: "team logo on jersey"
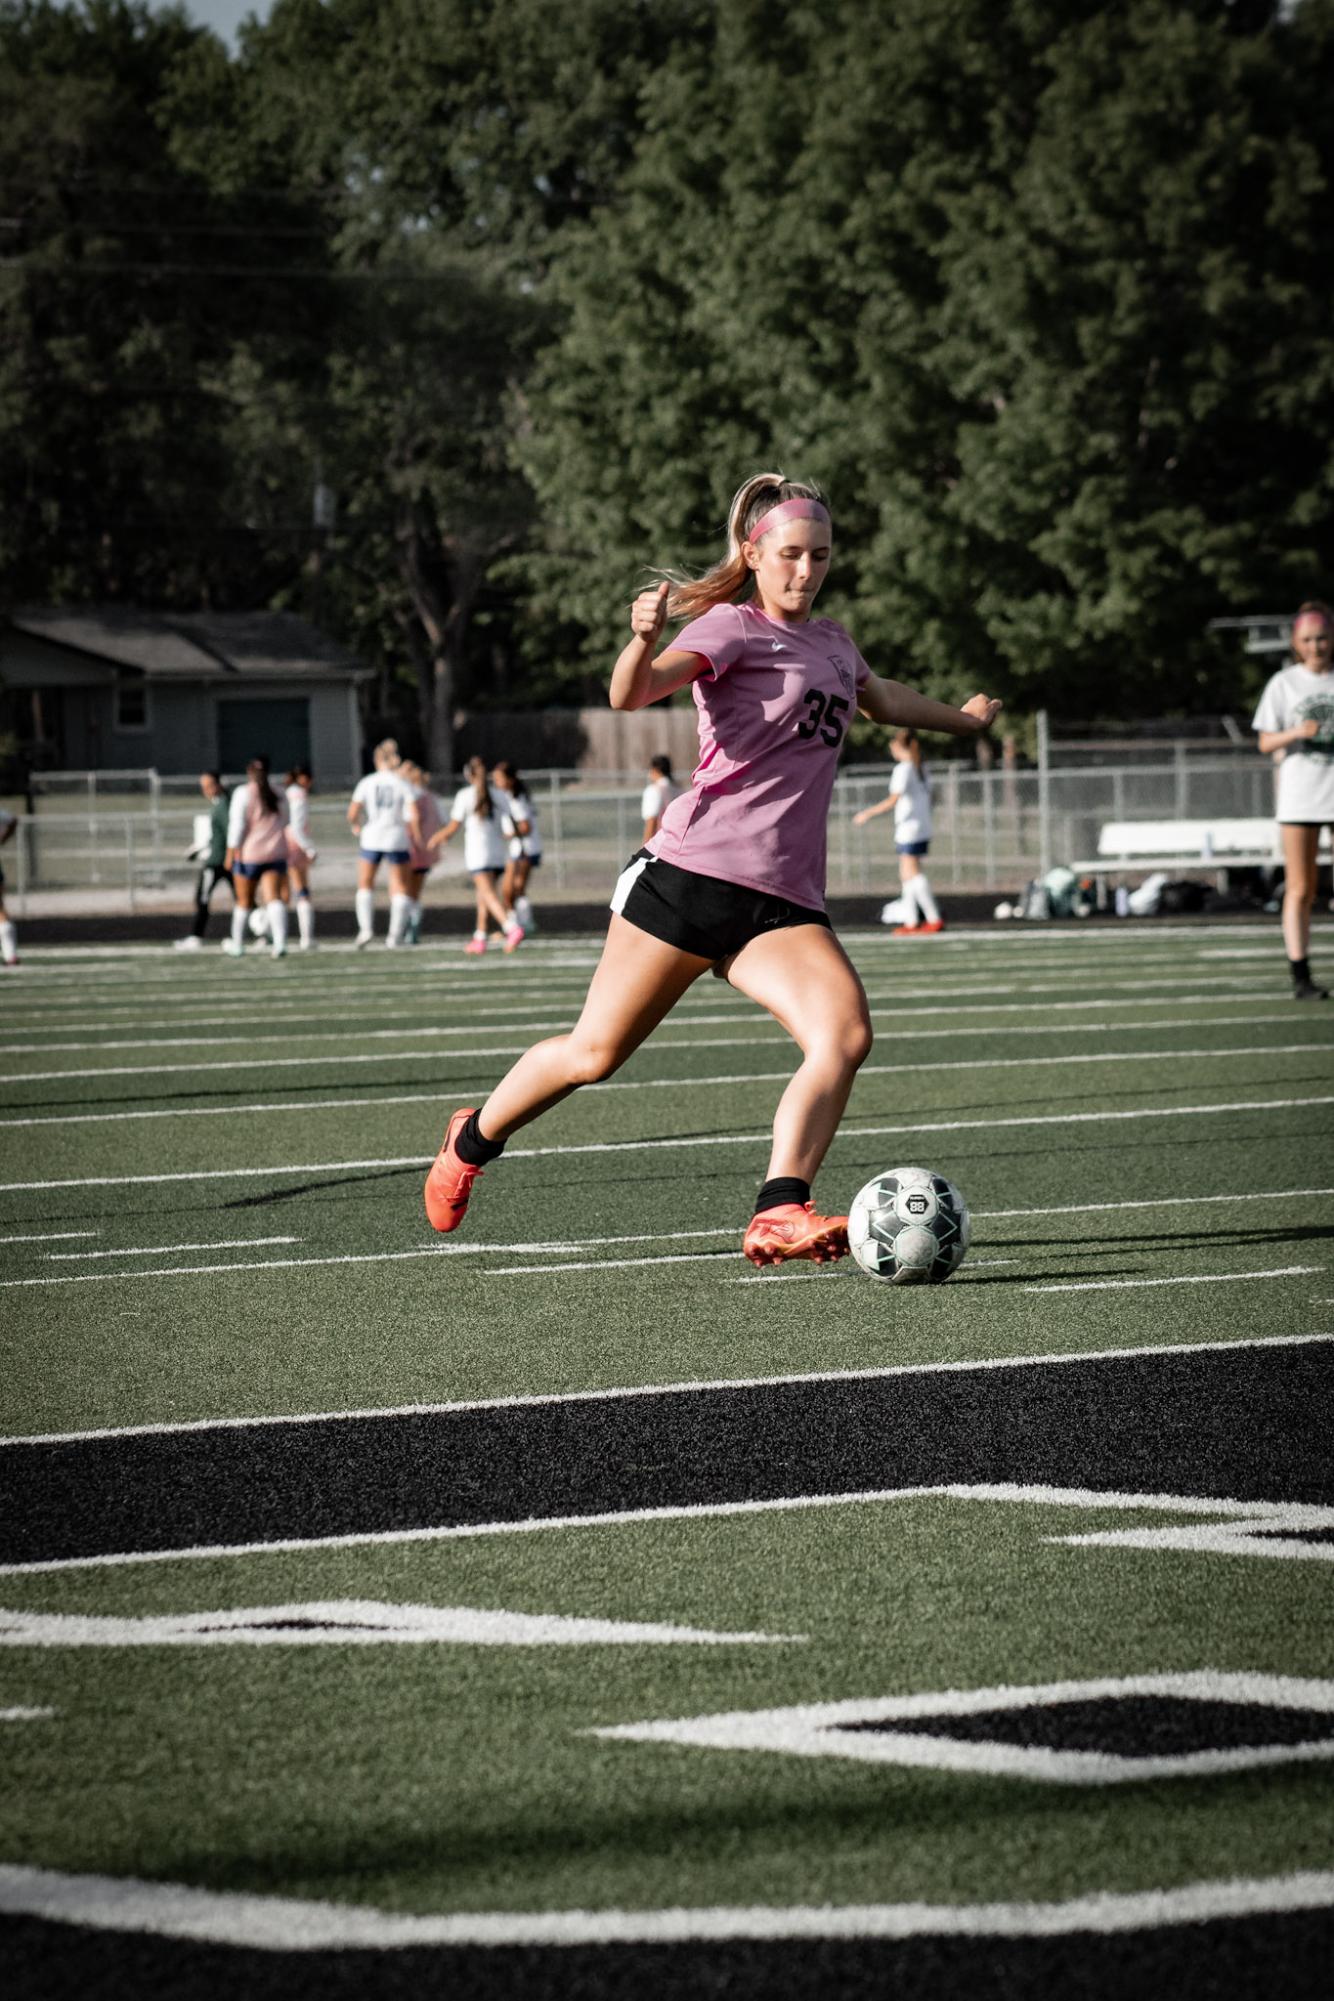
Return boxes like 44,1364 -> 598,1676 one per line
829,653 -> 855,694
1296,692 -> 1334,754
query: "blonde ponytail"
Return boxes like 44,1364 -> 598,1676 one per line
466,753 -> 492,819
662,472 -> 828,622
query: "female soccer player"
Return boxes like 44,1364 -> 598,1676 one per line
493,759 -> 541,933
347,740 -> 419,949
0,807 -> 19,966
285,763 -> 318,950
424,472 -> 1000,1262
640,754 -> 681,843
429,755 -> 521,955
852,729 -> 944,935
1253,600 -> 1334,1000
223,758 -> 290,957
401,759 -> 440,944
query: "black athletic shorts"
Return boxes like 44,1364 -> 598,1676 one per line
610,848 -> 830,968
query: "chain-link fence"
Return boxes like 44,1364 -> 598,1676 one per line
3,736 -> 1282,914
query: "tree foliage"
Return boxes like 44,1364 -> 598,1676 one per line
4,0 -> 1334,757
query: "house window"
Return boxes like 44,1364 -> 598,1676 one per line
115,677 -> 150,733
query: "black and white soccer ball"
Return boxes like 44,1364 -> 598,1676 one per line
847,1166 -> 970,1284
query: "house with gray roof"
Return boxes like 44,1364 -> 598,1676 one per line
0,608 -> 368,780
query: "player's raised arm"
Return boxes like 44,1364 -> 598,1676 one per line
858,672 -> 1002,737
609,583 -> 709,711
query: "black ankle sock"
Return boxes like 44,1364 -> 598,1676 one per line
1290,957 -> 1311,986
454,1111 -> 506,1167
754,1176 -> 811,1215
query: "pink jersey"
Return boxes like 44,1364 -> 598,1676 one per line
646,601 -> 870,909
409,786 -> 440,870
231,782 -> 289,864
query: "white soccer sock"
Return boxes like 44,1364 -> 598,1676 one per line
268,902 -> 289,952
388,893 -> 411,945
355,887 -> 375,936
911,873 -> 941,925
407,899 -> 422,942
230,907 -> 248,947
297,896 -> 314,946
0,920 -> 16,963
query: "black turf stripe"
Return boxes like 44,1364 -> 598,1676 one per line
5,1905 -> 1334,2001
5,1344 -> 1331,1568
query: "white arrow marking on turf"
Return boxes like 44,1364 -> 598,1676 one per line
0,1600 -> 801,1649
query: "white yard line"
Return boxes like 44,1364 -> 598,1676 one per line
487,1251 -> 743,1276
44,1236 -> 299,1262
8,1042 -> 1333,1131
0,1007 -> 1319,1061
0,1230 -> 99,1245
4,1473 -> 1331,1577
4,1093 -> 1332,1194
4,1331 -> 1328,1448
6,1035 -> 1332,1094
2,1861 -> 1333,1950
981,1185 -> 1334,1219
0,985 -> 1292,1050
1025,1266 -> 1322,1294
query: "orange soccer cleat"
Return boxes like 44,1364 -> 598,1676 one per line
743,1202 -> 849,1268
424,1107 -> 484,1233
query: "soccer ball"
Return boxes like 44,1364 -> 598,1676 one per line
848,1166 -> 970,1284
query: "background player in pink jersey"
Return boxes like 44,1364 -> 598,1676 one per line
425,471 -> 1001,1262
223,757 -> 290,958
401,759 -> 440,945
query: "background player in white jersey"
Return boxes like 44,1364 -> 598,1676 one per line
640,755 -> 681,843
0,807 -> 20,966
400,759 -> 441,944
493,759 -> 540,933
1253,599 -> 1334,999
285,763 -> 318,950
429,754 -> 521,954
223,758 -> 290,957
852,728 -> 943,935
347,739 -> 421,949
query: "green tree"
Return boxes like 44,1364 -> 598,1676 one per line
517,0 -> 1334,721
0,0 -> 333,611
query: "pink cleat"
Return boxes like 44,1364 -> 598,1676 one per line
503,922 -> 525,955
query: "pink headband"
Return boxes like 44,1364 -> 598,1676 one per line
746,497 -> 832,544
1293,612 -> 1331,633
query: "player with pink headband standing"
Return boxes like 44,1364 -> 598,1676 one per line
424,471 -> 1001,1261
1253,598 -> 1334,1000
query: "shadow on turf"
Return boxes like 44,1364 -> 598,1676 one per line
153,1757 -> 1334,1909
221,1167 -> 426,1211
2,1075 -> 496,1112
982,1222 -> 1334,1254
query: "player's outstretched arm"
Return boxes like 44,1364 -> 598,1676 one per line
859,672 -> 1002,736
609,582 -> 709,712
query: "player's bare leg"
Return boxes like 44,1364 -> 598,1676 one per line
725,923 -> 872,1264
482,916 -> 711,1136
1280,823 -> 1328,998
426,917 -> 711,1230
